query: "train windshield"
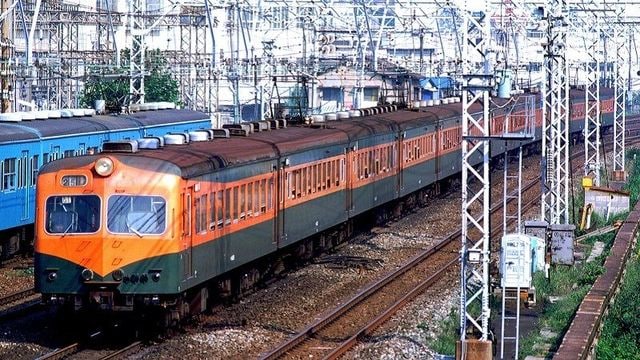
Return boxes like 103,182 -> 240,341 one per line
107,195 -> 166,236
46,196 -> 101,234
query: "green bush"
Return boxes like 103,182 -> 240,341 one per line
596,256 -> 640,358
577,261 -> 605,286
424,307 -> 458,355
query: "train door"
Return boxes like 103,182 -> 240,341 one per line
181,186 -> 195,280
345,148 -> 354,213
396,134 -> 403,194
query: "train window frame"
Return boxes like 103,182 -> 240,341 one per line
45,194 -> 102,235
239,184 -> 247,220
209,192 -> 216,231
232,186 -> 239,223
267,178 -> 274,210
106,194 -> 168,236
224,188 -> 231,225
2,158 -> 17,192
195,194 -> 207,234
247,182 -> 254,215
31,155 -> 39,187
217,190 -> 224,228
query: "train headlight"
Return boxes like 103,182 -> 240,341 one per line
94,157 -> 114,176
47,271 -> 57,282
112,269 -> 124,282
150,270 -> 161,282
81,268 -> 94,281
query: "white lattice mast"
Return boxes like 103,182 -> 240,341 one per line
459,0 -> 492,344
583,3 -> 602,186
613,23 -> 628,179
541,0 -> 570,225
129,0 -> 146,105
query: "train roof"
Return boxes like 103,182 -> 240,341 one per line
0,109 -> 209,144
42,87 -> 616,179
88,105 -> 466,178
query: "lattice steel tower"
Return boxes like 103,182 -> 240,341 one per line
613,22 -> 628,179
129,0 -> 146,105
459,0 -> 493,346
541,0 -> 570,225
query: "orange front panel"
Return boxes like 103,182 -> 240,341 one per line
36,158 -> 182,278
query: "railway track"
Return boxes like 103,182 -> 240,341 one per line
260,134 -> 640,359
0,287 -> 40,322
0,287 -> 35,307
260,175 -> 540,359
35,339 -> 143,360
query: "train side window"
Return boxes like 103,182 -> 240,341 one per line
239,184 -> 246,220
288,172 -> 294,199
323,163 -> 328,190
267,178 -> 274,210
254,181 -> 260,214
296,170 -> 302,198
210,192 -> 217,229
339,159 -> 345,185
63,150 -> 75,158
306,166 -> 312,194
247,182 -> 254,214
217,191 -> 224,227
232,186 -> 239,222
224,189 -> 231,225
31,155 -> 39,186
260,179 -> 267,212
17,158 -> 23,189
52,146 -> 60,161
195,194 -> 207,234
2,158 -> 16,192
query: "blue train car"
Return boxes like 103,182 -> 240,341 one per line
0,107 -> 211,258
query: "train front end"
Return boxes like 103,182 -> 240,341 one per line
34,149 -> 183,313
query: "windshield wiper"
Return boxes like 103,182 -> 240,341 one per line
60,222 -> 73,238
128,225 -> 143,238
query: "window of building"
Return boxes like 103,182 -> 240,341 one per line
269,6 -> 289,29
321,87 -> 342,102
363,87 -> 379,102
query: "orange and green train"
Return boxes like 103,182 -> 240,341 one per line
34,91 -> 616,319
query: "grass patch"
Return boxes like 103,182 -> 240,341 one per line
422,308 -> 459,356
596,255 -> 640,359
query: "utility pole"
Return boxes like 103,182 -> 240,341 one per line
228,2 -> 240,123
583,6 -> 601,186
128,0 -> 146,105
458,0 -> 493,356
613,22 -> 629,180
541,0 -> 570,225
